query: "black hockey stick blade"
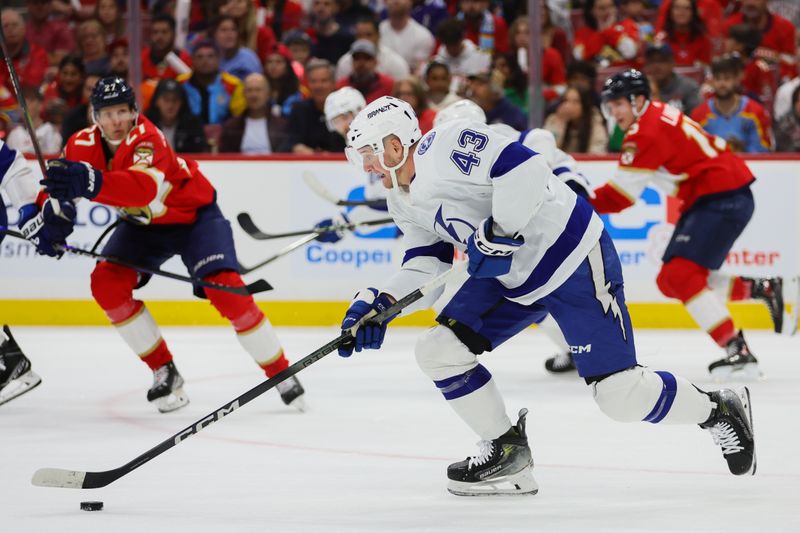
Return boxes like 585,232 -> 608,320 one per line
237,212 -> 393,241
0,228 -> 271,296
30,262 -> 466,489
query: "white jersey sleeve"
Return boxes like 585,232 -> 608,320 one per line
0,140 -> 39,208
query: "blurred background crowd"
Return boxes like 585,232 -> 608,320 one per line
1,0 -> 799,156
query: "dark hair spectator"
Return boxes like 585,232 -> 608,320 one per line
219,0 -> 278,63
43,55 -> 85,109
308,0 -> 355,66
724,24 -> 777,108
655,0 -> 711,67
213,15 -> 264,80
282,59 -> 344,153
95,0 -> 125,44
6,86 -> 62,155
145,79 -> 209,153
492,52 -> 530,113
76,18 -> 110,76
61,74 -> 102,145
335,39 -> 395,103
574,0 -> 642,67
466,69 -> 527,131
544,85 -> 608,154
25,0 -> 76,71
424,61 -> 461,111
774,84 -> 800,151
220,73 -> 289,154
262,0 -> 306,38
644,43 -> 702,114
264,44 -> 306,118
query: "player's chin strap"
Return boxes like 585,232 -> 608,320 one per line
378,145 -> 410,194
631,96 -> 650,121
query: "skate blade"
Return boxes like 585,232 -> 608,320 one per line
447,466 -> 539,497
782,275 -> 799,336
0,370 -> 42,406
738,387 -> 757,476
710,363 -> 763,383
151,388 -> 190,413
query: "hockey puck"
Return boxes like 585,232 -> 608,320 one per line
80,501 -> 103,511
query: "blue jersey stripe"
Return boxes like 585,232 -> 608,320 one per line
552,166 -> 571,176
518,129 -> 531,143
643,371 -> 678,423
504,196 -> 594,298
433,364 -> 492,400
402,241 -> 454,266
488,142 -> 536,179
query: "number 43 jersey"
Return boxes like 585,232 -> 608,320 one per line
382,119 -> 604,307
592,101 -> 755,215
63,116 -> 215,225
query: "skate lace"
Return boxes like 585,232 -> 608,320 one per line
468,440 -> 495,469
709,422 -> 743,456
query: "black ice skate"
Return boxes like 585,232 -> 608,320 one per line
744,277 -> 784,333
147,361 -> 189,413
544,352 -> 576,373
0,325 -> 42,406
447,408 -> 538,496
700,387 -> 756,475
275,375 -> 305,412
708,331 -> 762,381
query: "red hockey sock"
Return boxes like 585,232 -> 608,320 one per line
729,276 -> 753,301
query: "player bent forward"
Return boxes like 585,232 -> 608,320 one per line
337,96 -> 756,496
40,77 -> 304,413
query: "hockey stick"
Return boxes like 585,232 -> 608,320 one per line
31,261 -> 467,489
237,212 -> 393,240
0,228 -> 272,296
302,171 -> 388,208
237,233 -> 318,274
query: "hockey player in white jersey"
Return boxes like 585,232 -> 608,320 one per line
0,140 -> 75,405
312,87 -> 391,243
338,96 -> 756,496
434,99 -> 584,374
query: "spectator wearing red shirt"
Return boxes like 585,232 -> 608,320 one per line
258,0 -> 305,38
655,0 -> 713,66
724,24 -> 777,110
142,14 -> 193,82
507,16 -> 566,105
458,0 -> 509,54
42,55 -> 86,109
0,9 -> 48,91
24,0 -> 76,71
336,40 -> 395,103
220,0 -> 277,64
723,0 -> 796,80
574,0 -> 642,67
656,0 -> 723,38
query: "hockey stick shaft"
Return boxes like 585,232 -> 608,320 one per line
302,171 -> 388,208
237,212 -> 393,240
1,228 -> 272,296
238,233 -> 318,274
31,262 -> 466,489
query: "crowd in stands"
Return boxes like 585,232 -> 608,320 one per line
1,0 -> 799,155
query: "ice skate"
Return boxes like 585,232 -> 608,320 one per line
447,408 -> 538,496
275,375 -> 305,412
0,325 -> 42,406
745,277 -> 784,333
708,331 -> 762,381
147,361 -> 189,413
700,387 -> 756,475
544,351 -> 576,373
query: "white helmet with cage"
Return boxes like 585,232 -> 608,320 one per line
345,96 -> 421,190
433,99 -> 487,127
324,87 -> 367,133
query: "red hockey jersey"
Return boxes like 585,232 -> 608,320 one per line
592,101 -> 754,214
63,116 -> 215,225
574,18 -> 642,67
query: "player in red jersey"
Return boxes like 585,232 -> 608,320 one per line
593,69 -> 790,380
40,77 -> 305,413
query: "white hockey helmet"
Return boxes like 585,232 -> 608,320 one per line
345,96 -> 421,190
324,86 -> 366,133
433,99 -> 487,127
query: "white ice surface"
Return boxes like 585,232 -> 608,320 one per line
1,327 -> 798,533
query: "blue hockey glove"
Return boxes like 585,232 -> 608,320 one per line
19,199 -> 77,257
338,287 -> 397,357
41,158 -> 103,201
466,217 -> 524,279
314,213 -> 349,243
